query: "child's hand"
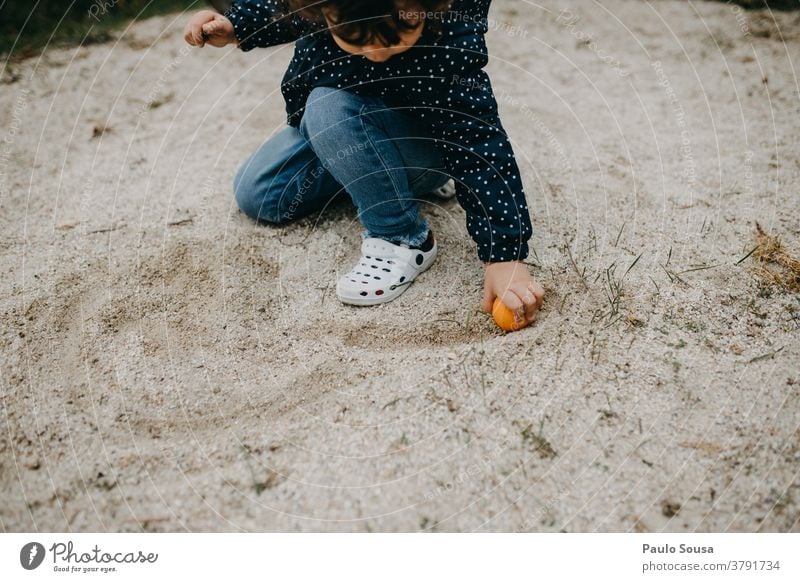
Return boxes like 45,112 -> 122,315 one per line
183,10 -> 236,48
481,261 -> 545,326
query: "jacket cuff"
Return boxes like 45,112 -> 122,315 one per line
478,239 -> 529,263
223,5 -> 255,52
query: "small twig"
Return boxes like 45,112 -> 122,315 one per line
747,346 -> 784,364
602,314 -> 624,329
565,244 -> 589,290
319,281 -> 330,307
167,217 -> 194,227
614,222 -> 625,247
87,223 -> 125,235
736,245 -> 760,265
558,292 -> 569,314
464,308 -> 475,333
382,397 -> 401,410
660,263 -> 687,285
677,263 -> 719,275
623,252 -> 643,279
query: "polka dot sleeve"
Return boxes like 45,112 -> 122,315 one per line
224,0 -> 306,51
424,70 -> 533,264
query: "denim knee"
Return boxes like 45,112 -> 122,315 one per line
299,87 -> 363,150
233,156 -> 285,224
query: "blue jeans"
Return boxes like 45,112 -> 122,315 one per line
233,87 -> 450,247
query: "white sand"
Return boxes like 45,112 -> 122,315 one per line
1,0 -> 798,532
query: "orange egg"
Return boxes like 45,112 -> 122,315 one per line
492,297 -> 529,332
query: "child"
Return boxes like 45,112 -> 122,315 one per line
184,0 -> 544,326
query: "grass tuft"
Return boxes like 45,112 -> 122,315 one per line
746,223 -> 800,292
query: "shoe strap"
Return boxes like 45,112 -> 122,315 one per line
361,237 -> 419,263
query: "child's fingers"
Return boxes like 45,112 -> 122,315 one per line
202,21 -> 220,35
192,23 -> 206,47
499,289 -> 524,318
504,282 -> 537,322
203,19 -> 234,47
184,21 -> 199,45
523,280 -> 545,320
530,280 -> 545,303
522,289 -> 539,321
481,286 -> 495,314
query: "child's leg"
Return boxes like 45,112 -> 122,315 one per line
233,125 -> 344,224
298,86 -> 449,248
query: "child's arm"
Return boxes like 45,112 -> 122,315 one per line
426,69 -> 543,323
433,78 -> 532,264
223,0 -> 307,51
184,1 -> 305,50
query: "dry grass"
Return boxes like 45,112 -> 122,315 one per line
749,223 -> 800,292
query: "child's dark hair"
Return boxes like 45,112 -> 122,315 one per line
287,0 -> 452,47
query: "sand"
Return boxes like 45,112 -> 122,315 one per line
1,0 -> 798,532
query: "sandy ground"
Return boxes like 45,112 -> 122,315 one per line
1,0 -> 799,533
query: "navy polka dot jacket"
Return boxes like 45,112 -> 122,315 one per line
225,0 -> 533,263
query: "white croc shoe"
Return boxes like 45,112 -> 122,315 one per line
336,234 -> 438,306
